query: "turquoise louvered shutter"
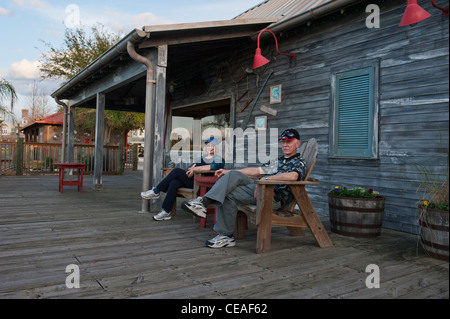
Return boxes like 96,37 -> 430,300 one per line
334,67 -> 374,158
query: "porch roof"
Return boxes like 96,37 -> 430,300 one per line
50,18 -> 277,106
234,0 -> 364,33
50,0 -> 365,108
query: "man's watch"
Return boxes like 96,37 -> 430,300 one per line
264,175 -> 269,180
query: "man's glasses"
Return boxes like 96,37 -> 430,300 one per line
279,130 -> 296,140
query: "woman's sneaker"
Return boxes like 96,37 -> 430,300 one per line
153,210 -> 171,221
181,197 -> 207,218
205,234 -> 236,248
141,187 -> 160,199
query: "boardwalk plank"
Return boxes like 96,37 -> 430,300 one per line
0,172 -> 448,299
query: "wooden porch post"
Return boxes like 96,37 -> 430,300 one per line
61,104 -> 67,163
67,105 -> 75,163
153,45 -> 168,190
93,92 -> 105,191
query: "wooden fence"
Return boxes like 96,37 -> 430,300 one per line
0,140 -> 138,175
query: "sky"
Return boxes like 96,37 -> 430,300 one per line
0,0 -> 263,120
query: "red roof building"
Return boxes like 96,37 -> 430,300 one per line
21,111 -> 67,143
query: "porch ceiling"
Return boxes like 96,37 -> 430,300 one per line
52,18 -> 277,112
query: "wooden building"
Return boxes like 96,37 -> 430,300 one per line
51,0 -> 449,232
21,110 -> 129,147
21,111 -> 65,143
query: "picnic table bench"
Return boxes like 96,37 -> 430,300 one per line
54,163 -> 88,193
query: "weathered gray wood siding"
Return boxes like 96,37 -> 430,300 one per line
168,0 -> 449,233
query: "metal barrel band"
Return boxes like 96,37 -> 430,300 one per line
418,220 -> 449,232
328,203 -> 385,213
331,220 -> 383,229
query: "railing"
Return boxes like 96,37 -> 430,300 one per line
0,142 -> 16,174
0,140 -> 137,175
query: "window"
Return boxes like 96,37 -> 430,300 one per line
330,63 -> 379,159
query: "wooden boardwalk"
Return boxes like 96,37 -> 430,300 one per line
0,171 -> 448,299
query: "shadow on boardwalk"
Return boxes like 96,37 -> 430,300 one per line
0,171 -> 448,299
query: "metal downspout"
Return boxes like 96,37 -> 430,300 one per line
55,97 -> 68,163
127,40 -> 155,213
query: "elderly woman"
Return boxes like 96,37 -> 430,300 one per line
141,137 -> 225,221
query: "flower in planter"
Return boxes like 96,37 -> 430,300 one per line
330,185 -> 381,198
420,199 -> 449,211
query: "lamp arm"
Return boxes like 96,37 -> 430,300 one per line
431,0 -> 449,16
257,29 -> 296,60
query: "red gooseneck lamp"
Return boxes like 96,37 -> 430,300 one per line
253,29 -> 296,69
400,0 -> 449,26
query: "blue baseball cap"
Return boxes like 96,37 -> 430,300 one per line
205,137 -> 219,145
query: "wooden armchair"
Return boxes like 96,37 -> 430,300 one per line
235,138 -> 333,253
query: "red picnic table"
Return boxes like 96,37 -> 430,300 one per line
54,163 -> 88,193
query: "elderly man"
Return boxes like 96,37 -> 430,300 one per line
182,128 -> 307,248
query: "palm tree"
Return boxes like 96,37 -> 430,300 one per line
0,78 -> 18,120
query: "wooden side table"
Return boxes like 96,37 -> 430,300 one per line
54,163 -> 88,193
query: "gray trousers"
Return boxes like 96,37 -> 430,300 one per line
204,171 -> 257,236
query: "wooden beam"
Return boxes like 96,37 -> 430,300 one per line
66,54 -> 153,107
139,30 -> 259,48
290,185 -> 333,248
143,18 -> 278,33
255,184 -> 274,254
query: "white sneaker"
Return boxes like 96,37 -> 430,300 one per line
141,187 -> 160,199
153,210 -> 171,221
181,197 -> 207,218
205,234 -> 236,248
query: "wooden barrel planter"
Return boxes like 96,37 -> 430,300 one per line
328,194 -> 386,238
418,206 -> 449,262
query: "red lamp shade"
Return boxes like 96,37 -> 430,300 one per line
252,29 -> 296,69
253,48 -> 271,69
399,0 -> 432,26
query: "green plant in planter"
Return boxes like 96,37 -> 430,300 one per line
414,136 -> 448,211
329,186 -> 381,198
414,138 -> 449,261
328,185 -> 385,237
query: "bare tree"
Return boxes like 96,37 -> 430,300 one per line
26,81 -> 53,121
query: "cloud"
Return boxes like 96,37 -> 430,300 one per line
132,12 -> 173,28
0,7 -> 11,16
7,59 -> 42,80
29,0 -> 48,9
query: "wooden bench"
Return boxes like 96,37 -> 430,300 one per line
235,138 -> 333,253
